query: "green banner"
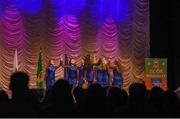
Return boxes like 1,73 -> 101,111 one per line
145,58 -> 167,75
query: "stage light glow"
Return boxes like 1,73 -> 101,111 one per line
91,0 -> 129,25
51,0 -> 87,18
97,17 -> 119,61
17,0 -> 43,15
0,0 -> 5,17
25,0 -> 43,15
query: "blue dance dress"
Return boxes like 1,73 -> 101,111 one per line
86,65 -> 94,84
102,69 -> 110,86
68,65 -> 77,86
46,65 -> 56,89
79,65 -> 85,86
112,69 -> 123,86
96,67 -> 103,85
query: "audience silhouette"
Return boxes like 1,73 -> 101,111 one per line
1,72 -> 37,117
0,72 -> 180,117
40,79 -> 75,117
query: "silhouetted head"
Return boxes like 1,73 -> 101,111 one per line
149,86 -> 165,105
0,90 -> 9,105
51,79 -> 73,105
88,84 -> 106,101
129,83 -> 147,104
82,84 -> 107,114
9,72 -> 29,97
108,87 -> 128,106
87,83 -> 106,100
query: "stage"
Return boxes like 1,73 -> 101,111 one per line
0,0 -> 149,92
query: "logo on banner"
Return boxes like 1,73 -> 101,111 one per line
145,58 -> 167,91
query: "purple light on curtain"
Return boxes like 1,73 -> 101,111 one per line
50,15 -> 81,59
0,0 -> 5,17
2,6 -> 19,46
49,15 -> 81,78
104,0 -> 128,22
61,15 -> 81,59
0,0 -> 27,90
51,0 -> 87,18
16,0 -> 43,15
97,17 -> 119,61
90,0 -> 105,26
0,0 -> 150,91
90,0 -> 129,26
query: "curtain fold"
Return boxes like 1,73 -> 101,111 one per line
0,0 -> 149,91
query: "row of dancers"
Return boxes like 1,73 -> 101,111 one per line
45,54 -> 123,89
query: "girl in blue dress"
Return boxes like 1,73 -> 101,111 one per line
96,66 -> 103,85
78,59 -> 85,86
45,59 -> 62,89
102,69 -> 110,86
112,60 -> 123,87
84,54 -> 94,85
102,57 -> 111,86
112,67 -> 123,87
95,58 -> 103,85
68,59 -> 78,87
86,63 -> 94,85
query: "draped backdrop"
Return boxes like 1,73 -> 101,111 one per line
0,0 -> 149,91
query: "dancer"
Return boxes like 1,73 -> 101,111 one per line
78,59 -> 85,87
101,58 -> 110,87
96,58 -> 103,85
112,60 -> 123,87
84,54 -> 94,85
107,58 -> 114,86
92,52 -> 97,83
45,59 -> 62,89
67,59 -> 78,87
